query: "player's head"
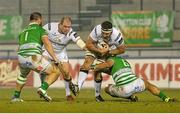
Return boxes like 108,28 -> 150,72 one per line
30,12 -> 43,26
58,16 -> 72,34
101,21 -> 112,42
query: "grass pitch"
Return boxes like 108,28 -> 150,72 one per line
0,88 -> 180,113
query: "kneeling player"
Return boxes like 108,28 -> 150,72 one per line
92,56 -> 175,102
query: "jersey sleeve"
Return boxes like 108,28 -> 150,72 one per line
42,24 -> 49,32
40,27 -> 48,38
112,28 -> 124,47
69,30 -> 80,42
89,25 -> 101,42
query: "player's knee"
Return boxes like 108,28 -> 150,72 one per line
94,76 -> 102,83
80,66 -> 89,72
17,75 -> 27,85
94,73 -> 102,82
80,56 -> 95,71
105,84 -> 111,94
64,76 -> 72,82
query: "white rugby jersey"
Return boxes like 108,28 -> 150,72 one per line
90,24 -> 124,50
43,22 -> 80,53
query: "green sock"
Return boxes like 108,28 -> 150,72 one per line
159,91 -> 168,101
14,91 -> 21,98
41,82 -> 49,90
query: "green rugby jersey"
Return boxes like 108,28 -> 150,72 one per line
109,56 -> 137,86
18,23 -> 47,57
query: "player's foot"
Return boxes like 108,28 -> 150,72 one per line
37,88 -> 52,102
11,96 -> 24,102
127,95 -> 138,102
164,97 -> 175,102
95,95 -> 105,102
69,82 -> 79,96
66,95 -> 74,101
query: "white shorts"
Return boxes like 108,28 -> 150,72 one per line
108,78 -> 146,98
43,48 -> 68,62
18,54 -> 51,74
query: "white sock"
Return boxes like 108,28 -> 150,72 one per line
64,80 -> 71,96
77,71 -> 88,90
94,81 -> 102,97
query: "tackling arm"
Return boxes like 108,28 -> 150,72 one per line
108,44 -> 126,56
93,59 -> 114,72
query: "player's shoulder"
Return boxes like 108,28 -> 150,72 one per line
67,28 -> 75,36
43,22 -> 58,31
67,28 -> 79,38
111,27 -> 122,39
112,27 -> 122,35
91,24 -> 101,37
94,24 -> 101,32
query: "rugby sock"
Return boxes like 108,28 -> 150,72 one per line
94,81 -> 102,97
41,82 -> 49,91
14,90 -> 20,98
159,91 -> 168,101
77,71 -> 88,90
64,80 -> 71,96
40,73 -> 46,84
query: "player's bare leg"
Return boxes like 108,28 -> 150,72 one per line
77,56 -> 95,91
144,79 -> 175,102
37,63 -> 60,102
11,67 -> 30,102
58,63 -> 77,97
61,62 -> 74,101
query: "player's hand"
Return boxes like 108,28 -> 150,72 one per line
97,42 -> 109,57
99,47 -> 109,57
51,59 -> 61,66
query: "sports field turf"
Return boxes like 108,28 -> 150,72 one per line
0,88 -> 180,113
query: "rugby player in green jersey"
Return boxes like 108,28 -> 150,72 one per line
11,12 -> 63,102
92,56 -> 175,102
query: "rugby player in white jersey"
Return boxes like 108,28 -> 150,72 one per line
77,21 -> 126,102
42,16 -> 86,101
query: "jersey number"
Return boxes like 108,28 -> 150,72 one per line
24,32 -> 29,41
122,59 -> 130,67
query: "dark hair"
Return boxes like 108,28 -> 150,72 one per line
30,12 -> 42,21
101,21 -> 112,31
60,16 -> 72,24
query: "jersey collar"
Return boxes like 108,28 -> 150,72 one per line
29,22 -> 39,25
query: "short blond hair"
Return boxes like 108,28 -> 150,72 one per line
60,16 -> 72,24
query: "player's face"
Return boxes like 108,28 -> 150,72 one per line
102,31 -> 112,42
59,20 -> 71,34
37,18 -> 43,26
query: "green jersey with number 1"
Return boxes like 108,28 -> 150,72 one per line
18,23 -> 47,57
109,56 -> 137,86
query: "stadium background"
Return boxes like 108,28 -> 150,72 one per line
0,0 -> 180,113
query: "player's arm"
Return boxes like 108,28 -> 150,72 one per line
86,35 -> 108,55
108,31 -> 126,56
76,38 -> 87,50
93,59 -> 114,72
70,31 -> 87,50
42,35 -> 58,62
86,35 -> 100,53
108,44 -> 126,56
